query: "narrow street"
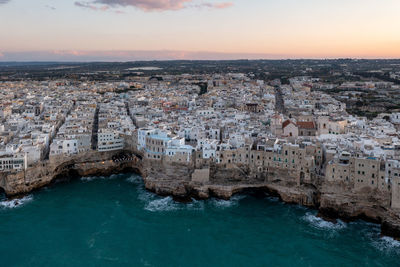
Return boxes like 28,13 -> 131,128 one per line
91,105 -> 99,150
274,86 -> 286,114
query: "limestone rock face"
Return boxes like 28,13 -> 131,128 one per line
1,151 -> 400,239
142,159 -> 193,199
142,161 -> 400,239
318,182 -> 400,239
0,150 -> 143,197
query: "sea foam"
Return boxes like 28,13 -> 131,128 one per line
126,175 -> 142,185
81,174 -> 123,182
0,195 -> 33,209
140,189 -> 205,212
186,199 -> 205,211
303,212 -> 347,230
81,176 -> 105,182
211,195 -> 246,209
266,196 -> 280,202
145,196 -> 179,212
372,236 -> 400,253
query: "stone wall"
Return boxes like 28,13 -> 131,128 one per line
191,168 -> 210,183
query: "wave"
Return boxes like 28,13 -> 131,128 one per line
186,199 -> 205,211
303,212 -> 347,230
266,196 -> 280,202
138,185 -> 205,213
109,174 -> 120,179
211,199 -> 235,208
145,196 -> 179,212
0,195 -> 33,209
81,173 -> 125,182
137,187 -> 156,203
349,220 -> 380,228
126,175 -> 142,185
372,236 -> 400,253
211,194 -> 246,209
81,176 -> 106,182
144,196 -> 205,212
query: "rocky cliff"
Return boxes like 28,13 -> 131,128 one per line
0,150 -> 143,197
142,159 -> 400,239
1,151 -> 400,239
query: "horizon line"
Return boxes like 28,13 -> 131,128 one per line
1,59 -> 400,63
1,50 -> 400,62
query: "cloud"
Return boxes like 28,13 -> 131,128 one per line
193,2 -> 233,9
93,0 -> 191,11
0,0 -> 11,4
45,5 -> 57,10
75,0 -> 233,12
75,1 -> 110,11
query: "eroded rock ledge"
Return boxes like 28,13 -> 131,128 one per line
1,150 -> 400,240
0,150 -> 143,197
142,159 -> 400,240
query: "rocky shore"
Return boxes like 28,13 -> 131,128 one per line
1,150 -> 400,240
0,150 -> 143,198
142,159 -> 400,240
143,175 -> 400,240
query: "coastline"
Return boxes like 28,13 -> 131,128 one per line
1,149 -> 400,240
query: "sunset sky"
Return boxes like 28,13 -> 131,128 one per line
0,0 -> 399,61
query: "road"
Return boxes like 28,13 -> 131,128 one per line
274,86 -> 286,114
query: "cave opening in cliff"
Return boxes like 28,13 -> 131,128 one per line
0,187 -> 6,201
51,169 -> 81,185
238,187 -> 276,199
119,167 -> 142,176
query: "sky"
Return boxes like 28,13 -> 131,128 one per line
0,0 -> 399,61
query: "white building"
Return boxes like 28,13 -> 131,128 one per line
391,113 -> 400,124
137,128 -> 156,151
98,129 -> 124,152
165,145 -> 193,162
0,153 -> 27,172
50,139 -> 78,156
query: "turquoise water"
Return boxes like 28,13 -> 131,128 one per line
0,173 -> 399,267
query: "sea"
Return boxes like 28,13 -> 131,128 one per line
0,173 -> 399,266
